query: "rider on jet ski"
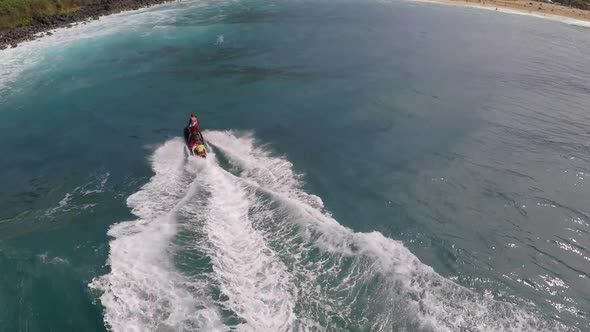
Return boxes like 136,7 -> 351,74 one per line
187,113 -> 199,129
184,113 -> 206,157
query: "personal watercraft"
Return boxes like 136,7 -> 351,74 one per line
183,125 -> 207,158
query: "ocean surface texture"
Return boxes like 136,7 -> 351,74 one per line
0,0 -> 589,331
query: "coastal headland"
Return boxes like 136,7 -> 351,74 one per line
0,0 -> 175,49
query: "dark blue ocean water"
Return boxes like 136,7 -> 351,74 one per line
1,0 -> 589,331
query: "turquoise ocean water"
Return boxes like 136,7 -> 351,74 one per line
0,0 -> 589,330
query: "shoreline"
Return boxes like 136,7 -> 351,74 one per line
423,0 -> 590,25
1,0 -> 589,50
0,0 -> 177,50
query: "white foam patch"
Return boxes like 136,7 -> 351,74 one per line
47,192 -> 75,215
81,172 -> 110,195
206,130 -> 570,332
89,138 -> 224,332
189,153 -> 296,331
207,131 -> 324,210
38,252 -> 70,265
45,172 -> 109,216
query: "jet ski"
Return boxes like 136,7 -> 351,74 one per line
184,125 -> 207,158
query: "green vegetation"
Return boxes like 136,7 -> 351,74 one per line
0,0 -> 89,31
555,0 -> 590,10
542,0 -> 589,10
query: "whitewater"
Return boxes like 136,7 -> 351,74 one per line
89,131 -> 569,332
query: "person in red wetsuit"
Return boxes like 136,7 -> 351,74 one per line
187,113 -> 203,151
187,113 -> 199,131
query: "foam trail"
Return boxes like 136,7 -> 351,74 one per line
90,139 -> 223,332
91,132 -> 575,331
182,149 -> 297,331
207,130 -> 572,332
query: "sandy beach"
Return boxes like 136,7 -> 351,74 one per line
429,0 -> 590,23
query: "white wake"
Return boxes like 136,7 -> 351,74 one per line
91,132 -> 570,332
